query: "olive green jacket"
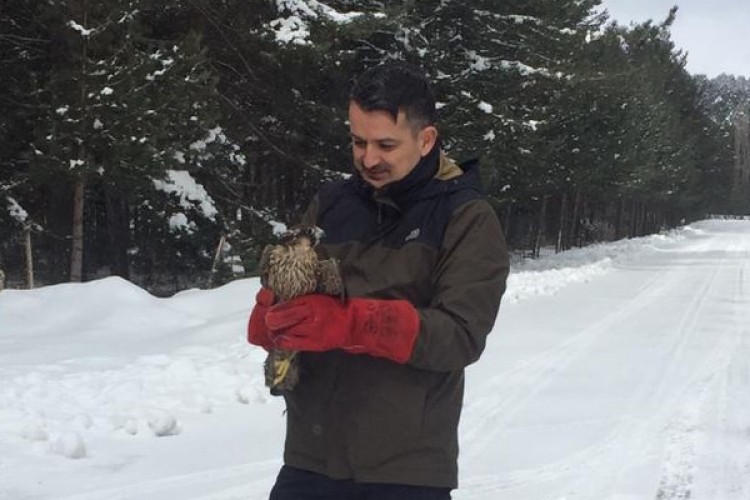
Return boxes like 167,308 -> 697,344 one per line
282,147 -> 509,488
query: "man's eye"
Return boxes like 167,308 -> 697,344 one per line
352,140 -> 366,148
380,144 -> 396,150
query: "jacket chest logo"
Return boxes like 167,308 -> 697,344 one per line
405,228 -> 421,243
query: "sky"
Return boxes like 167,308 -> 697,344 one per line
601,0 -> 750,78
2,219 -> 750,499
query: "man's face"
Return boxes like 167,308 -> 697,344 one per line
348,101 -> 437,190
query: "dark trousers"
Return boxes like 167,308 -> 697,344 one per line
269,466 -> 452,500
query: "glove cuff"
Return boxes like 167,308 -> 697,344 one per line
347,299 -> 420,364
247,288 -> 276,350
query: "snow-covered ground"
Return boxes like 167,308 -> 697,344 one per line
1,219 -> 749,500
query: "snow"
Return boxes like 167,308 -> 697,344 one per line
527,119 -> 542,130
2,219 -> 750,499
52,432 -> 87,459
269,220 -> 288,236
117,10 -> 139,24
269,0 -> 363,45
501,60 -> 548,76
67,20 -> 93,37
189,126 -> 225,152
506,15 -> 540,25
146,68 -> 169,81
167,212 -> 197,234
6,196 -> 28,223
153,170 -> 218,221
173,151 -> 186,164
467,50 -> 493,72
269,16 -> 312,45
229,152 -> 247,167
478,101 -> 494,114
145,52 -> 175,81
275,0 -> 363,24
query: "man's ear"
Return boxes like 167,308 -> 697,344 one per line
419,126 -> 438,156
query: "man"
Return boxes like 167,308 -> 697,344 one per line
248,62 -> 509,499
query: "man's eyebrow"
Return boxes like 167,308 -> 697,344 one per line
350,133 -> 399,144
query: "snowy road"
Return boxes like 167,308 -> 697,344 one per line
1,220 -> 750,500
459,220 -> 750,499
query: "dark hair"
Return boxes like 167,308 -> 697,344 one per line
349,62 -> 436,130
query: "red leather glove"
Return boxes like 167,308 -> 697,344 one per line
265,295 -> 420,364
247,288 -> 276,350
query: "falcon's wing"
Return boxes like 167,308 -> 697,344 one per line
258,244 -> 274,288
317,258 -> 345,301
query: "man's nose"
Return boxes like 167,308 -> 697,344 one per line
361,146 -> 380,169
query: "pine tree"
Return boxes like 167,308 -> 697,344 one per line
375,0 -> 605,251
182,0 -> 377,276
699,74 -> 750,214
0,0 -> 232,286
2,0 -> 228,284
0,1 -> 48,280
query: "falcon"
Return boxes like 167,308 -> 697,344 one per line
259,224 -> 344,393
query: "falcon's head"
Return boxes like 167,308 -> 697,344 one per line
260,224 -> 325,302
279,225 -> 324,250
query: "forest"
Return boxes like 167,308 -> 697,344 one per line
1,0 -> 749,293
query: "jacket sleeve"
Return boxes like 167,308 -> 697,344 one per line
409,199 -> 509,372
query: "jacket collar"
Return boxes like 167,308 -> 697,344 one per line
350,143 -> 481,211
379,141 -> 442,202
436,154 -> 463,181
354,141 -> 442,209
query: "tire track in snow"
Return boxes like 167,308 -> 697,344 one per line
557,233 -> 741,499
707,329 -> 750,500
656,237 -> 750,500
708,241 -> 750,499
460,267 -> 675,473
704,254 -> 750,499
460,260 -> 716,498
458,233 -> 746,499
54,460 -> 280,500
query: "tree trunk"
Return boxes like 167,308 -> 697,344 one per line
600,201 -> 611,240
579,196 -> 590,247
70,178 -> 85,282
24,226 -> 35,289
570,190 -> 582,249
70,2 -> 89,283
208,234 -> 227,288
637,202 -> 647,237
503,201 -> 513,243
534,195 -> 548,259
615,198 -> 624,240
525,216 -> 535,258
105,191 -> 130,278
146,245 -> 156,290
629,199 -> 638,238
556,192 -> 568,253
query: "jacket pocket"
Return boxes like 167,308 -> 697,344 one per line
283,353 -> 340,466
348,360 -> 428,469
